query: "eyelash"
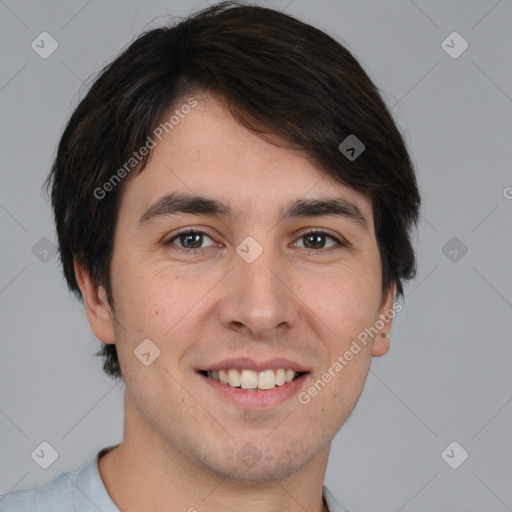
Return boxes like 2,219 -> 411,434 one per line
165,228 -> 347,256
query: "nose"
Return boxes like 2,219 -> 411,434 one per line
218,242 -> 299,339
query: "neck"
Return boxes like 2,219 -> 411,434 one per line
98,410 -> 331,512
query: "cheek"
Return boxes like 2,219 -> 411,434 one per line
110,259 -> 215,369
307,265 -> 381,335
303,264 -> 379,401
111,258 -> 182,328
299,349 -> 371,437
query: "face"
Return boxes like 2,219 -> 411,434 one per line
79,93 -> 395,483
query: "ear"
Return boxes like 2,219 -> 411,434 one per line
74,260 -> 116,344
371,282 -> 397,357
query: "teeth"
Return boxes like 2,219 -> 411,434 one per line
275,368 -> 286,386
206,368 -> 301,390
227,369 -> 241,387
257,370 -> 275,390
219,369 -> 229,384
240,369 -> 258,389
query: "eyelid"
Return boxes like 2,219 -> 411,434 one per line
165,227 -> 348,254
165,228 -> 219,249
294,227 -> 346,242
292,228 -> 348,251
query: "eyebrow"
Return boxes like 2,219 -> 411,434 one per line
138,192 -> 369,232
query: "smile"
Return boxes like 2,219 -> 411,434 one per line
200,368 -> 306,391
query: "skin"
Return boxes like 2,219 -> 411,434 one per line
75,92 -> 396,512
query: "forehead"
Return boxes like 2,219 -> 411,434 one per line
119,93 -> 374,232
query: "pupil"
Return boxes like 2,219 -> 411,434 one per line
305,233 -> 324,249
181,233 -> 202,248
179,233 -> 325,250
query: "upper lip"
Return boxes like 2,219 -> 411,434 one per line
198,357 -> 310,373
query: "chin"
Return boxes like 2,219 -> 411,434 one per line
197,439 -> 319,483
211,458 -> 309,484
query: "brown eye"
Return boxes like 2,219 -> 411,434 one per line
166,230 -> 217,253
294,230 -> 344,252
178,232 -> 203,249
303,233 -> 328,249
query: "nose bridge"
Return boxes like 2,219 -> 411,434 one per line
219,235 -> 297,336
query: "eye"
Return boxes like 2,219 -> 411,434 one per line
165,229 -> 218,254
164,228 -> 346,256
293,229 -> 345,252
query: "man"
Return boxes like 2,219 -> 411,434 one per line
0,2 -> 421,511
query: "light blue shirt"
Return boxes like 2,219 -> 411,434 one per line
0,446 -> 350,511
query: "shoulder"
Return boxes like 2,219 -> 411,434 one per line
0,445 -> 120,512
323,485 -> 352,512
0,471 -> 75,512
0,447 -> 116,512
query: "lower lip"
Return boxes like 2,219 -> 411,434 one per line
198,372 -> 309,409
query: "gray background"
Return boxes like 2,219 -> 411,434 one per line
1,0 -> 511,510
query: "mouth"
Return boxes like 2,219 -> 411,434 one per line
198,368 -> 308,391
196,358 -> 311,408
